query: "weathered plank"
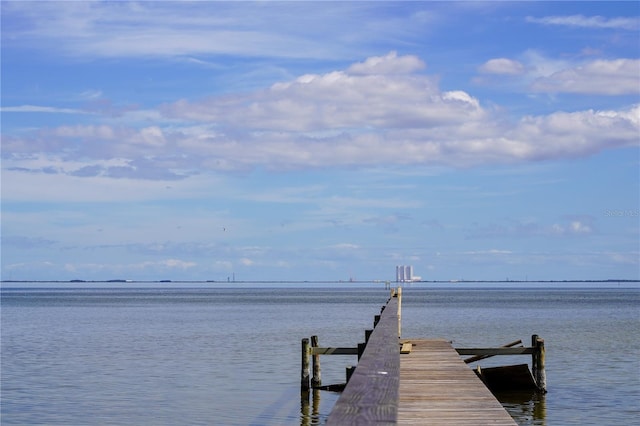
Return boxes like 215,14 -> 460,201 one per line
310,347 -> 359,355
400,342 -> 413,354
456,347 -> 534,356
326,295 -> 400,425
398,339 -> 517,425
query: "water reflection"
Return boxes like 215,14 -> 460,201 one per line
495,390 -> 546,426
301,388 -> 546,425
300,389 -> 322,425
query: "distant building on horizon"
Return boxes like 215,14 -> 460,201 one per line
396,265 -> 421,282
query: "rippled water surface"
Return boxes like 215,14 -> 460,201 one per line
2,283 -> 639,425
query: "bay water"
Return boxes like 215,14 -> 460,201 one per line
1,282 -> 638,425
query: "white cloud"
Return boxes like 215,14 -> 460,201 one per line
157,259 -> 197,269
240,258 -> 255,266
462,249 -> 512,255
551,221 -> 593,236
3,53 -> 639,177
476,53 -> 639,96
526,15 -> 640,31
467,216 -> 598,240
531,59 -> 640,95
441,91 -> 481,109
0,2 -> 402,61
479,58 -> 526,75
0,168 -> 221,202
570,221 -> 592,234
53,124 -> 117,140
79,90 -> 103,100
162,52 -> 482,133
332,243 -> 360,250
1,105 -> 88,114
347,51 -> 426,75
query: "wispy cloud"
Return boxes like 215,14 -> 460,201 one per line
477,54 -> 640,95
466,216 -> 597,239
1,105 -> 88,114
531,59 -> 640,95
1,2 -> 407,60
526,15 -> 640,31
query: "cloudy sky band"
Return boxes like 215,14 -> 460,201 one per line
2,1 -> 638,281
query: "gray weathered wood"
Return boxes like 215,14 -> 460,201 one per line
532,334 -> 547,393
301,338 -> 310,391
463,339 -> 522,364
326,296 -> 400,425
310,347 -> 359,355
399,339 -> 517,425
395,287 -> 402,337
456,347 -> 534,356
311,335 -> 321,388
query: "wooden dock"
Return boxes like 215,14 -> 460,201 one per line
324,294 -> 400,424
306,289 -> 542,424
398,339 -> 517,425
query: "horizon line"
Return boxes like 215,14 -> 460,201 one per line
2,279 -> 639,284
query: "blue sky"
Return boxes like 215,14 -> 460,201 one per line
1,1 -> 639,282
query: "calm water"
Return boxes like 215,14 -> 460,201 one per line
1,282 -> 639,425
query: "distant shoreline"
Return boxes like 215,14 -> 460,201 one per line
2,279 -> 638,284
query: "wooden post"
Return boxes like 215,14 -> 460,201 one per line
396,287 -> 402,338
374,314 -> 380,327
301,338 -> 310,391
365,329 -> 372,343
532,334 -> 547,393
311,335 -> 321,388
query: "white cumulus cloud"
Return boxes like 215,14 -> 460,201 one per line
479,58 -> 526,75
346,51 -> 426,75
3,53 -> 639,177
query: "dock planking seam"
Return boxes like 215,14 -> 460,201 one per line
398,338 -> 517,425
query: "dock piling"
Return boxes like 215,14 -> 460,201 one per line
395,287 -> 402,337
311,335 -> 321,388
532,334 -> 547,393
301,338 -> 310,391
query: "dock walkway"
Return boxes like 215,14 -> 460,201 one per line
399,339 -> 517,425
320,289 -> 519,425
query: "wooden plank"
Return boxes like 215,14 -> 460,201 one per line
400,342 -> 413,354
463,339 -> 522,364
326,296 -> 400,425
456,347 -> 534,356
398,339 -> 517,425
310,347 -> 359,355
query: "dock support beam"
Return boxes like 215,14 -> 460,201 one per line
311,335 -> 321,388
395,287 -> 402,337
532,334 -> 547,393
301,338 -> 310,391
